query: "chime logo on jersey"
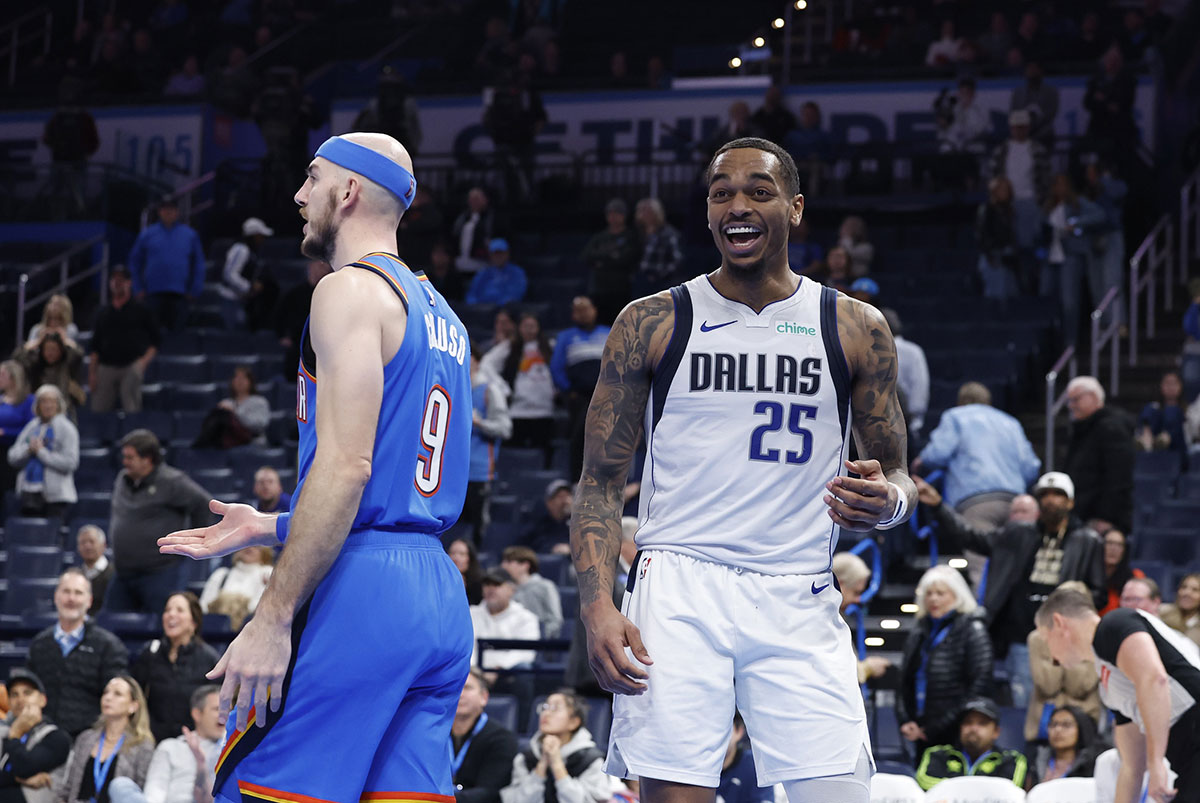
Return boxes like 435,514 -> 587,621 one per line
295,375 -> 308,423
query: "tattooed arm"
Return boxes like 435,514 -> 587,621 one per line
822,294 -> 917,531
571,292 -> 674,694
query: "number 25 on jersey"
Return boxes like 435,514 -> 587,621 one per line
415,385 -> 451,497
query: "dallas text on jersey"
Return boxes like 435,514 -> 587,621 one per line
689,352 -> 823,396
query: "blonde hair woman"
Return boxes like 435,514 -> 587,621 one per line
897,566 -> 993,764
25,293 -> 79,347
60,675 -> 155,801
0,359 -> 35,493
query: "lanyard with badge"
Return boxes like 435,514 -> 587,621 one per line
451,713 -> 489,777
91,731 -> 124,803
915,618 -> 954,715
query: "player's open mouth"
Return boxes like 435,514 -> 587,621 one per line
723,224 -> 763,254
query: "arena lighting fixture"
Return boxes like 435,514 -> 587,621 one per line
772,17 -> 785,28
948,558 -> 969,569
795,0 -> 807,9
880,619 -> 901,630
900,603 -> 919,614
729,57 -> 743,68
865,637 -> 885,647
753,36 -> 766,47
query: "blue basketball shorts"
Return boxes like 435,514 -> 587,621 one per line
212,530 -> 473,803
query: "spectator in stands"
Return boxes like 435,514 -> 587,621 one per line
111,683 -> 220,803
811,245 -> 852,293
25,294 -> 80,348
482,313 -> 555,466
0,668 -> 72,801
7,385 -> 79,518
978,12 -> 1013,65
750,85 -> 796,145
129,197 -> 205,331
41,81 -> 99,216
449,537 -> 485,606
397,187 -> 442,268
897,566 -> 993,762
581,198 -> 639,324
501,546 -> 563,638
934,78 -> 990,189
483,69 -> 546,203
1160,574 -> 1200,646
60,675 -> 154,802
551,296 -> 610,480
1025,583 -> 1102,747
28,568 -> 128,737
914,471 -> 1106,709
1083,157 -> 1128,332
848,277 -> 878,307
191,365 -> 270,449
221,217 -> 278,330
882,310 -> 929,440
925,19 -> 967,66
784,102 -> 831,191
837,215 -> 873,278
1031,705 -> 1104,783
163,54 -> 205,97
787,218 -> 823,274
424,241 -> 464,303
252,466 -> 290,513
15,331 -> 86,414
1117,9 -> 1151,63
128,28 -> 163,94
466,240 -> 528,307
1136,371 -> 1188,464
717,711 -> 772,803
1010,60 -> 1058,147
976,177 -> 1021,298
198,546 -> 273,631
465,348 -> 513,545
453,187 -> 503,277
0,360 -> 34,493
704,102 -> 763,158
915,698 -> 1031,791
1119,577 -> 1161,615
831,552 -> 891,684
209,46 -> 257,117
989,109 -> 1050,250
471,569 -> 539,726
130,591 -> 218,742
522,479 -> 573,556
77,525 -> 114,615
105,429 -> 213,614
1009,493 -> 1039,523
274,259 -> 330,376
483,308 -> 518,353
1044,173 -> 1107,346
913,381 -> 1041,533
1099,529 -> 1143,615
452,669 -> 518,803
89,266 -> 160,413
1063,375 -> 1134,534
633,198 -> 684,296
501,690 -> 608,803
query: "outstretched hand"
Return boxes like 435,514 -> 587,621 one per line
158,500 -> 277,560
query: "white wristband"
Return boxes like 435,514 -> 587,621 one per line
877,481 -> 909,529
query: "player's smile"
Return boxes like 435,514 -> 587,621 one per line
721,221 -> 765,256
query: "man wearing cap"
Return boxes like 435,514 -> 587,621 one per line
581,199 -> 639,325
848,277 -> 879,306
915,471 -> 1105,710
915,698 -> 1031,791
521,479 -> 574,555
221,217 -> 279,330
88,265 -> 161,413
127,197 -> 206,331
470,568 -> 540,730
989,107 -> 1050,250
464,239 -> 527,306
0,668 -> 72,803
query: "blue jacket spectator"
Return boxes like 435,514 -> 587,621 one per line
1185,295 -> 1200,341
128,203 -> 206,299
0,359 -> 35,473
550,304 -> 610,393
784,101 -> 832,162
465,239 -> 527,306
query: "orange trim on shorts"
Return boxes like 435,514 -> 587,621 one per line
237,781 -> 337,803
214,707 -> 254,773
361,793 -> 456,803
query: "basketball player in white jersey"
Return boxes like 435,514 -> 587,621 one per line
571,137 -> 916,803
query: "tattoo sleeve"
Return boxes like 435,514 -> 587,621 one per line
840,296 -> 918,512
571,293 -> 674,613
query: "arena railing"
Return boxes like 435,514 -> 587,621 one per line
913,469 -> 943,567
1089,285 -> 1121,398
843,537 -> 882,694
1128,213 -> 1175,366
138,170 -> 217,230
1181,166 -> 1200,283
14,235 -> 110,345
0,6 -> 52,87
1044,346 -> 1078,472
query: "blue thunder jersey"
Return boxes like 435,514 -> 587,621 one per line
290,252 -> 472,535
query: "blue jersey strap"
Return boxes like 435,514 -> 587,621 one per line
275,512 -> 290,543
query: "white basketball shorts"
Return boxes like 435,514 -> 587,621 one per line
604,549 -> 874,787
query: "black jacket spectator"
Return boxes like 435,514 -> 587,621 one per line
91,296 -> 160,369
454,716 -> 519,803
130,637 -> 220,742
897,610 -> 994,750
1063,406 -> 1135,532
27,623 -> 128,736
0,717 -> 72,802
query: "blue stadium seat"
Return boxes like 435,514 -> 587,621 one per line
209,355 -> 259,384
484,694 -> 519,733
998,706 -> 1026,752
168,448 -> 230,471
171,383 -> 221,412
558,586 -> 579,621
151,355 -> 207,384
1178,473 -> 1200,499
870,704 -> 907,762
1154,500 -> 1200,529
1131,561 -> 1173,599
2,577 -> 59,615
94,611 -> 159,636
202,613 -> 233,637
75,409 -> 118,446
496,448 -> 545,476
537,553 -> 570,586
1134,529 -> 1199,563
5,545 -> 64,581
74,493 -> 112,521
192,467 -> 238,496
201,331 -> 251,354
174,410 -> 207,443
1136,451 -> 1182,478
482,521 -> 521,557
159,330 -> 202,354
119,410 -> 175,441
140,383 -> 170,411
500,470 -> 566,502
3,518 -> 61,546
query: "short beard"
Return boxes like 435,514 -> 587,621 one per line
300,189 -> 339,264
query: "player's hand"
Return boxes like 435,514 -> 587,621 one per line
824,459 -> 891,532
1148,762 -> 1177,802
582,603 -> 652,695
207,614 -> 290,730
913,476 -> 942,508
158,500 -> 277,560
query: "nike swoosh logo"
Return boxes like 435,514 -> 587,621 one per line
699,320 -> 736,332
811,582 -> 829,595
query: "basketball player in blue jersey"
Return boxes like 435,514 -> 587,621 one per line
572,137 -> 917,803
158,132 -> 474,803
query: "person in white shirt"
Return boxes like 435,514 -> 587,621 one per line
945,77 -> 990,154
989,109 -> 1049,250
925,20 -> 966,66
108,684 -> 222,803
197,546 -> 273,630
77,524 -> 114,615
471,568 -> 541,731
881,310 -> 930,440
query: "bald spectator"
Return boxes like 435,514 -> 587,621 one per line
1009,494 -> 1039,524
1063,376 -> 1134,534
500,547 -> 563,638
252,466 -> 290,513
1119,577 -> 1161,615
27,569 -> 128,737
76,524 -> 114,615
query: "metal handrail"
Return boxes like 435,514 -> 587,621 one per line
1128,214 -> 1174,365
14,237 -> 110,344
1044,345 -> 1078,472
1090,285 -> 1120,398
138,170 -> 216,230
0,6 -> 52,87
1182,167 -> 1200,287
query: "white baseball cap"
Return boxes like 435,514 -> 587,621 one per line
242,217 -> 274,237
1034,471 -> 1075,501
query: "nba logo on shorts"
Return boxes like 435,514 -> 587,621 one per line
296,375 -> 308,423
639,557 -> 651,580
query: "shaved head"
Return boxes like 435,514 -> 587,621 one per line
311,132 -> 415,222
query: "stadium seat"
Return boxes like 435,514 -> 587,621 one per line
119,410 -> 175,441
159,331 -> 202,354
558,587 -> 579,621
1178,472 -> 1200,499
496,448 -> 546,476
209,354 -> 259,383
997,707 -> 1026,753
169,448 -> 230,471
869,773 -> 923,803
2,577 -> 59,615
74,493 -> 112,521
484,694 -> 519,733
3,518 -> 61,546
5,545 -> 64,581
171,383 -> 221,412
75,409 -> 118,446
1153,500 -> 1200,529
94,611 -> 159,636
922,775 -> 1024,802
871,704 -> 908,762
1133,529 -> 1199,563
174,410 -> 207,443
151,355 -> 207,384
537,553 -> 570,586
1135,451 -> 1182,477
202,613 -> 233,636
1025,777 -> 1095,803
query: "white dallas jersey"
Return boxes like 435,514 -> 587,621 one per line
636,274 -> 852,576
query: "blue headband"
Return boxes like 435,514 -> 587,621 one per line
314,136 -> 417,209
